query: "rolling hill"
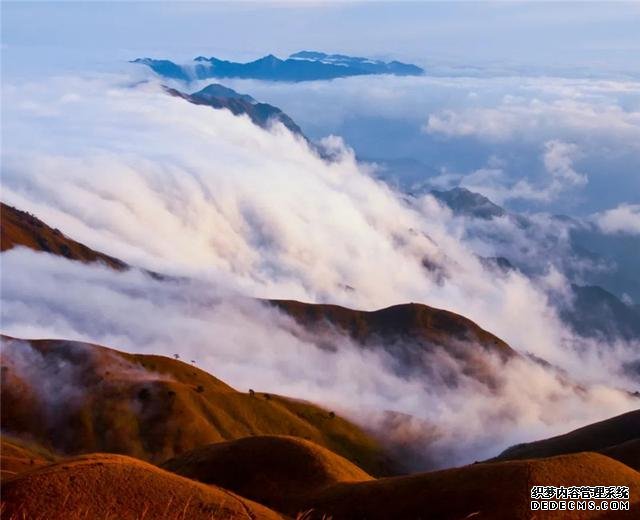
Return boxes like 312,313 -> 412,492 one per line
1,453 -> 283,520
0,435 -> 58,482
269,299 -> 514,387
271,298 -> 513,357
3,198 -> 639,516
0,335 -> 393,476
160,437 -> 640,519
492,409 -> 640,471
162,435 -> 372,513
5,432 -> 637,519
300,452 -> 640,519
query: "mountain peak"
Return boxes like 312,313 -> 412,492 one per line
250,54 -> 283,68
133,51 -> 424,82
164,83 -> 305,138
195,83 -> 255,103
431,187 -> 506,220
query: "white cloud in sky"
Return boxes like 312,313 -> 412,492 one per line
203,74 -> 640,146
542,139 -> 586,189
424,96 -> 640,146
205,73 -> 639,213
595,204 -> 640,235
426,140 -> 587,205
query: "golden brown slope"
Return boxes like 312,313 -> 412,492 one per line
301,452 -> 640,520
0,436 -> 57,482
162,435 -> 372,512
0,202 -> 126,270
0,335 -> 393,476
269,299 -> 516,387
0,453 -> 283,520
493,409 -> 640,470
270,299 -> 512,358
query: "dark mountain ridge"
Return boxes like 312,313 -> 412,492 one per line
492,409 -> 640,471
1,202 -> 127,270
165,84 -> 305,138
133,51 -> 424,82
430,187 -> 506,220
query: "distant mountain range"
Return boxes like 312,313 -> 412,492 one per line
426,187 -> 640,342
165,84 -> 306,138
133,51 -> 424,82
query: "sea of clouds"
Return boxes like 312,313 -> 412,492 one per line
211,72 -> 640,215
1,72 -> 638,469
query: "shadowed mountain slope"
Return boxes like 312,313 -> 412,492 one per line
162,435 -> 372,513
563,284 -> 640,342
0,336 -> 393,476
431,187 -> 506,219
0,454 -> 284,520
1,202 -> 126,270
270,299 -> 513,357
0,435 -> 58,482
269,299 -> 516,387
420,187 -> 640,342
492,409 -> 640,470
301,452 -> 640,519
165,84 -> 306,138
601,439 -> 640,473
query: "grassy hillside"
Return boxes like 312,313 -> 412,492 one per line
1,335 -> 394,476
0,435 -> 58,482
270,299 -> 512,357
163,435 -> 372,512
1,453 -> 283,520
0,202 -> 126,270
493,409 -> 640,470
303,452 -> 640,519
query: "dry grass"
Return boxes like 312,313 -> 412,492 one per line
162,435 -> 371,515
0,202 -> 126,269
0,454 -> 282,520
0,500 -> 251,520
3,447 -> 639,520
493,409 -> 640,470
295,510 -> 333,520
300,452 -> 640,520
1,336 -> 392,476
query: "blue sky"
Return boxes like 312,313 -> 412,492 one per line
3,1 -> 640,79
